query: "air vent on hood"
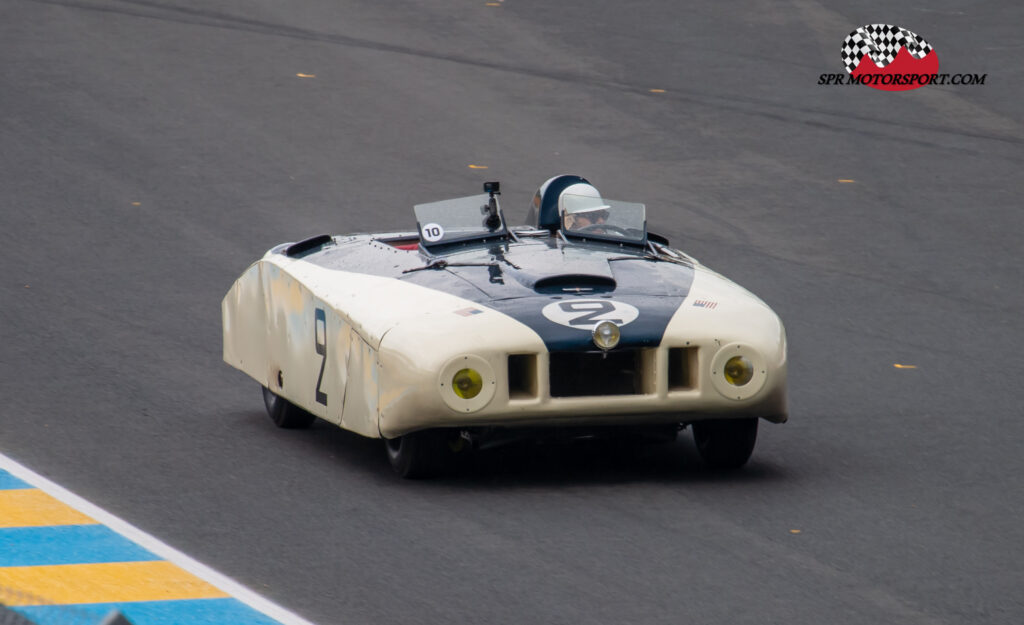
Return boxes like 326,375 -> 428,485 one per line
534,274 -> 616,294
286,234 -> 333,258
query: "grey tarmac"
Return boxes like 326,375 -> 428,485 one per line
1,1 -> 1022,624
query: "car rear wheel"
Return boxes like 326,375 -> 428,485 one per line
385,429 -> 462,479
261,386 -> 316,429
691,418 -> 758,469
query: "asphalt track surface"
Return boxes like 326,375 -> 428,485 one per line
2,1 -> 1023,623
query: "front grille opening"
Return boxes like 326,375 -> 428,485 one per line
508,354 -> 538,400
550,349 -> 653,398
668,346 -> 698,390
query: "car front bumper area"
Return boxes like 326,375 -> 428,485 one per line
376,340 -> 787,438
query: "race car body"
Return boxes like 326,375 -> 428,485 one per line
223,176 -> 787,476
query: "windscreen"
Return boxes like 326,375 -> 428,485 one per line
560,196 -> 646,244
414,194 -> 507,246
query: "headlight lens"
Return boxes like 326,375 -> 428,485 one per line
723,356 -> 754,386
451,368 -> 483,399
592,320 -> 621,350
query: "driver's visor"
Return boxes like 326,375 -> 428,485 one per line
563,209 -> 609,228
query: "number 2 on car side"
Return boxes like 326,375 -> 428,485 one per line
314,308 -> 328,406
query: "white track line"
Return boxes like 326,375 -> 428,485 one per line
0,451 -> 319,625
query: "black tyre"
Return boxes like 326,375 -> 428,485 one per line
385,429 -> 461,479
262,386 -> 317,429
691,418 -> 758,469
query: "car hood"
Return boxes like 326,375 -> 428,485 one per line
291,235 -> 706,351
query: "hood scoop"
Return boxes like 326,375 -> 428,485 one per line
501,248 -> 618,294
533,274 -> 616,294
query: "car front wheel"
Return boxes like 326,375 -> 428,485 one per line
385,429 -> 462,479
691,418 -> 758,469
261,386 -> 317,429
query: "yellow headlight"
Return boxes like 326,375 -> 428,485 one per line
592,320 -> 621,350
452,368 -> 483,399
723,355 -> 754,386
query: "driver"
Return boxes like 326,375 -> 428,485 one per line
558,183 -> 611,232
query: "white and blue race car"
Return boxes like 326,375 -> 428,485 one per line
223,175 -> 787,477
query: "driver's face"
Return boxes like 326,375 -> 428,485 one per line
570,210 -> 608,228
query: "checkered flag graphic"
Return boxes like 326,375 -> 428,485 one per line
841,24 -> 933,73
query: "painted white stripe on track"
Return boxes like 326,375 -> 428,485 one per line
0,451 -> 319,625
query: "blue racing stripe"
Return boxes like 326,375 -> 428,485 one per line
0,525 -> 157,566
0,469 -> 29,490
15,598 -> 285,625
